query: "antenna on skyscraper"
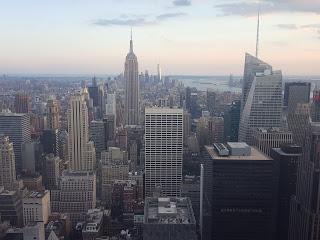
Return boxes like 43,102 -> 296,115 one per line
255,2 -> 260,58
130,27 -> 133,52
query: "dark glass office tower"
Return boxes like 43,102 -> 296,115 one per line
271,145 -> 302,240
203,142 -> 279,240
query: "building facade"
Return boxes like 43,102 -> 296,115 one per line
145,108 -> 183,197
203,142 -> 279,240
0,136 -> 17,190
0,113 -> 31,172
67,95 -> 96,171
271,145 -> 302,240
46,98 -> 60,130
284,82 -> 311,113
52,171 -> 96,225
239,53 -> 282,144
253,127 -> 293,156
14,93 -> 30,114
23,190 -> 51,225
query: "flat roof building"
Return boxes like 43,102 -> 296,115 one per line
143,197 -> 197,240
203,142 -> 279,240
23,190 -> 51,225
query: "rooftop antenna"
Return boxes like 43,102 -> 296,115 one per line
130,27 -> 133,52
255,3 -> 260,58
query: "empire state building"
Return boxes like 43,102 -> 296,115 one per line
124,32 -> 139,125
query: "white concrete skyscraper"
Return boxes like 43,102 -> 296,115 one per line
241,53 -> 272,110
239,53 -> 283,144
124,31 -> 139,125
67,94 -> 96,171
145,107 -> 183,197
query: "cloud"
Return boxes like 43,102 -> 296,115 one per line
93,13 -> 187,27
301,24 -> 320,29
275,24 -> 298,29
215,0 -> 320,16
300,23 -> 320,39
93,18 -> 155,27
173,0 -> 191,7
157,12 -> 187,20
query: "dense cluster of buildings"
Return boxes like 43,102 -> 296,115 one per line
0,31 -> 319,240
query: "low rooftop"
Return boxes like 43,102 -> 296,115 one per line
24,190 -> 48,198
206,144 -> 271,161
145,197 -> 195,225
255,127 -> 291,134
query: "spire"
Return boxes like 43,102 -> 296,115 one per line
130,28 -> 133,53
255,3 -> 260,58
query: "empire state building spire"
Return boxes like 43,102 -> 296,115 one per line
130,28 -> 133,53
124,29 -> 140,125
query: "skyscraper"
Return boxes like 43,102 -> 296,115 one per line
40,129 -> 59,156
67,95 -> 96,171
311,87 -> 320,122
44,154 -> 61,190
183,111 -> 191,144
52,94 -> 97,225
14,92 -> 31,114
157,63 -> 162,84
207,89 -> 216,116
46,98 -> 59,130
124,32 -> 139,125
0,112 -> 31,172
145,107 -> 183,197
208,116 -> 224,144
288,122 -> 319,240
90,120 -> 105,160
88,77 -> 105,119
224,100 -> 241,142
270,145 -> 302,240
239,53 -> 283,144
0,135 -> 17,190
241,53 -> 271,111
287,103 -> 311,146
203,142 -> 279,240
253,127 -> 293,157
103,114 -> 116,150
284,82 -> 311,113
106,93 -> 117,125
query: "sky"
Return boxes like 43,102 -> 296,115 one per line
0,0 -> 320,75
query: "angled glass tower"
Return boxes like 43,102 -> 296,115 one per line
239,53 -> 283,144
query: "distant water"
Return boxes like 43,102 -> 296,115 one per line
170,75 -> 242,93
171,75 -> 320,93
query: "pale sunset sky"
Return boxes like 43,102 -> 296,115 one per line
0,0 -> 319,75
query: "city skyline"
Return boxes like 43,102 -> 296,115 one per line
1,0 -> 320,75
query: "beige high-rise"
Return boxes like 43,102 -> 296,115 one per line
67,94 -> 96,171
53,93 -> 97,226
0,135 -> 17,190
124,33 -> 139,125
46,98 -> 59,130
